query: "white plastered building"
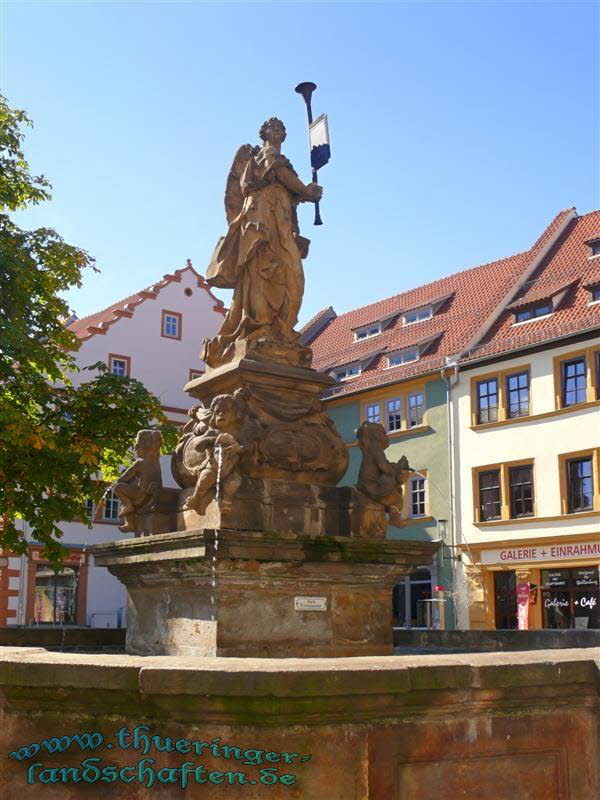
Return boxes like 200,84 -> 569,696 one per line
2,262 -> 225,628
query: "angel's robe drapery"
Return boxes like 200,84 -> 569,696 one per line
206,147 -> 305,345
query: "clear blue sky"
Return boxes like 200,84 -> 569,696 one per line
2,1 -> 598,325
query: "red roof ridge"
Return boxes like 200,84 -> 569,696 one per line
67,261 -> 226,342
330,249 -> 529,327
461,208 -> 578,356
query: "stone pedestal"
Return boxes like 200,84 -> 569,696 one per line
177,480 -> 390,538
92,529 -> 437,657
175,356 -> 348,488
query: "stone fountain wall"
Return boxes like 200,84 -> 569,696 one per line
1,646 -> 598,798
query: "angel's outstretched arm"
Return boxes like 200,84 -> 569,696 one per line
276,166 -> 323,202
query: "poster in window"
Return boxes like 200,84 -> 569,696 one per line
516,581 -> 530,630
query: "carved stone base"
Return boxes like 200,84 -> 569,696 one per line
175,356 -> 348,487
92,529 -> 438,658
176,480 -> 389,538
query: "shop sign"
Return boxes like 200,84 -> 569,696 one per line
481,541 -> 600,565
573,567 -> 599,587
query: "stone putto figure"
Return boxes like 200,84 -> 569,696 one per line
202,117 -> 323,367
356,421 -> 411,527
181,394 -> 245,514
111,429 -> 163,533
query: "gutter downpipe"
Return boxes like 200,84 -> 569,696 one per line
441,358 -> 459,628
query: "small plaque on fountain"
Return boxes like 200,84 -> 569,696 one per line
294,596 -> 327,611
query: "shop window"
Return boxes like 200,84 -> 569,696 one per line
407,392 -> 424,427
506,372 -> 529,418
478,469 -> 501,521
366,403 -> 381,424
541,567 -> 599,629
509,465 -> 534,518
476,378 -> 498,423
562,358 -> 587,406
494,571 -> 517,629
393,568 -> 432,628
34,565 -> 78,624
567,458 -> 593,512
386,398 -> 402,432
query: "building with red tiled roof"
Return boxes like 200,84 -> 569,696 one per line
309,207 -> 599,633
3,262 -> 226,633
452,209 -> 600,634
309,208 -> 575,396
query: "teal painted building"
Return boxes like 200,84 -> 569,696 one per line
325,374 -> 456,630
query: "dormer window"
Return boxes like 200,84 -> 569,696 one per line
590,286 -> 600,303
353,323 -> 382,341
585,238 -> 600,257
333,363 -> 362,381
514,301 -> 552,323
403,306 -> 432,326
387,347 -> 419,367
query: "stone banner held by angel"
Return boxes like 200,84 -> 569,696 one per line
202,117 -> 322,368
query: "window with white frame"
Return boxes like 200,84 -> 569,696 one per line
513,301 -> 552,323
387,348 -> 418,368
162,311 -> 181,338
366,403 -> 381,424
353,323 -> 382,341
407,392 -> 425,427
409,476 -> 427,517
334,363 -> 361,380
386,398 -> 402,431
103,489 -> 120,521
403,306 -> 433,326
109,357 -> 128,376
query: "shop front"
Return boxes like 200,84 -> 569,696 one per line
25,545 -> 88,626
466,535 -> 600,630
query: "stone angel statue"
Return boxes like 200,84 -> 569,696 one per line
202,117 -> 323,368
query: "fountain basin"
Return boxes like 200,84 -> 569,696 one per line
1,647 -> 598,798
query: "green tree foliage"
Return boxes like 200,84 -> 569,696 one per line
0,95 -> 177,564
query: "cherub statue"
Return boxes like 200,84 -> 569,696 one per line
111,429 -> 163,533
202,116 -> 323,367
356,422 -> 411,527
182,393 -> 245,514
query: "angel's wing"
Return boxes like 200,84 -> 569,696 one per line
225,144 -> 257,223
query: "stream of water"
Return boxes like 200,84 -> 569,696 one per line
210,445 -> 223,622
